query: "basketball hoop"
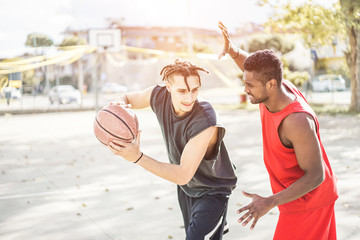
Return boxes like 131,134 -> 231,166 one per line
89,29 -> 121,52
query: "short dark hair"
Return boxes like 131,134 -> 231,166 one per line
160,58 -> 209,90
243,49 -> 283,86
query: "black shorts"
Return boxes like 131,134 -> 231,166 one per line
177,186 -> 229,240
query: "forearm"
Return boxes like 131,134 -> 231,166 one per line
229,46 -> 249,72
122,93 -> 143,108
269,172 -> 324,207
121,86 -> 153,109
136,154 -> 190,185
116,94 -> 142,109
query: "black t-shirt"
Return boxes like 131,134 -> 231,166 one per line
150,85 -> 237,197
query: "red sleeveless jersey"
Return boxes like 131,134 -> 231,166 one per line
259,80 -> 338,214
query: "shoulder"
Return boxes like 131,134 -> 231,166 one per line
150,84 -> 168,112
281,112 -> 317,138
186,100 -> 220,140
151,84 -> 166,98
195,99 -> 217,125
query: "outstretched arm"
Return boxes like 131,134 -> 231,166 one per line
218,21 -> 249,72
116,86 -> 155,109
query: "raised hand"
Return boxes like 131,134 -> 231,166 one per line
218,21 -> 234,60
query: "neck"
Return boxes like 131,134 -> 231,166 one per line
263,84 -> 295,113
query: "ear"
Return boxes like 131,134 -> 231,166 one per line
267,79 -> 277,89
165,81 -> 171,92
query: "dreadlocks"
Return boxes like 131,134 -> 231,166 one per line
160,58 -> 209,91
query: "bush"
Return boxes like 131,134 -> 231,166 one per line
248,34 -> 295,55
237,67 -> 309,87
283,68 -> 310,87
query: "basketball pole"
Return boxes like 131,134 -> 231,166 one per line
95,52 -> 100,113
77,59 -> 84,108
88,29 -> 121,113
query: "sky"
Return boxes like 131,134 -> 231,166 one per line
0,0 -> 337,55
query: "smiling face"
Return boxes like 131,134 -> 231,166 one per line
166,74 -> 200,116
243,71 -> 269,104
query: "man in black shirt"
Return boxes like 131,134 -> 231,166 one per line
108,58 -> 237,240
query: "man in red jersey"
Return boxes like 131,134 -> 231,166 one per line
218,21 -> 338,240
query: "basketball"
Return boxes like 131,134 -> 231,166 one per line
94,104 -> 139,146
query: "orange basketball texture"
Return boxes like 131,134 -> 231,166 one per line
94,104 -> 139,145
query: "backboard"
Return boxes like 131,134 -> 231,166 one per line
89,29 -> 121,52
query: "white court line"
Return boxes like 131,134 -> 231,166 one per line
0,188 -> 106,201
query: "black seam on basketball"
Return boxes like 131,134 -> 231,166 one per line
95,134 -> 108,145
102,109 -> 135,139
134,114 -> 139,136
95,116 -> 133,141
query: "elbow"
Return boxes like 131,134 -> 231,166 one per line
175,170 -> 193,186
176,175 -> 192,186
173,165 -> 195,186
305,168 -> 325,191
313,169 -> 325,189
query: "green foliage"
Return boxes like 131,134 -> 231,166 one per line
259,0 -> 345,47
283,67 -> 310,87
58,36 -> 87,47
258,0 -> 360,112
22,70 -> 45,93
313,57 -> 349,80
21,69 -> 39,89
340,0 -> 360,29
0,75 -> 8,89
310,103 -> 357,116
25,33 -> 53,47
314,59 -> 327,71
237,64 -> 310,88
248,34 -> 295,54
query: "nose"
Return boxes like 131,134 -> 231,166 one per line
185,92 -> 194,102
244,85 -> 250,94
183,91 -> 196,103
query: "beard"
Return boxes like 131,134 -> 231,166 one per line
248,92 -> 269,104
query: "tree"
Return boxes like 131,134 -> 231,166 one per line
245,33 -> 308,86
24,33 -> 54,91
339,0 -> 360,112
58,36 -> 87,47
248,34 -> 295,54
25,33 -> 53,47
258,0 -> 360,112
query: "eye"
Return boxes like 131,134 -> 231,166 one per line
192,88 -> 199,93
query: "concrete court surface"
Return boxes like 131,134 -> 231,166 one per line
0,109 -> 359,240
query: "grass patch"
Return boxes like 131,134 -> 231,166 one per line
310,103 -> 360,116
